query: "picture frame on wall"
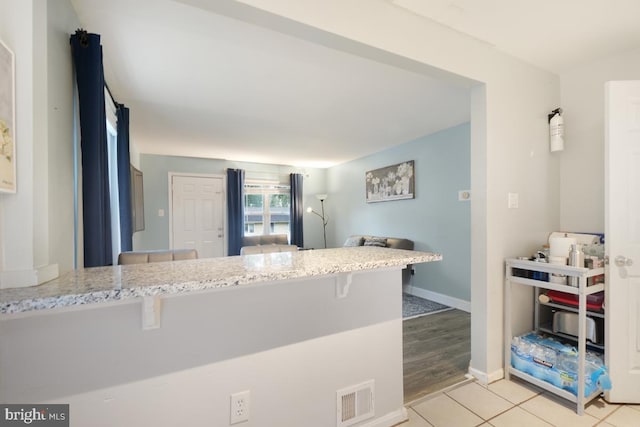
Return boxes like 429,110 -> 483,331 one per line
0,39 -> 16,193
365,160 -> 415,203
130,165 -> 145,232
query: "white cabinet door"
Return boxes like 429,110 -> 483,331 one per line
605,80 -> 640,403
171,175 -> 224,258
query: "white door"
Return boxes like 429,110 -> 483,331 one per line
605,80 -> 640,403
171,175 -> 225,258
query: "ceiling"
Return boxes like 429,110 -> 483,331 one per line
391,0 -> 640,74
70,0 -> 640,168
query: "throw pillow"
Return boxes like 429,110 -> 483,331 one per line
343,236 -> 364,247
363,237 -> 387,247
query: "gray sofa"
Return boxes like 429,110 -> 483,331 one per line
117,248 -> 198,265
343,235 -> 414,250
240,245 -> 298,255
240,234 -> 297,255
343,235 -> 415,284
242,234 -> 289,246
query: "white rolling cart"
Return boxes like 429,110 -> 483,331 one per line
504,258 -> 606,415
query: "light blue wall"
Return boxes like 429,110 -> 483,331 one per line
326,123 -> 471,301
135,154 -> 327,251
136,123 -> 470,301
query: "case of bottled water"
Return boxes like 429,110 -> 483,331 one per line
511,333 -> 611,397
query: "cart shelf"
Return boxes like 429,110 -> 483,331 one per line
504,258 -> 607,415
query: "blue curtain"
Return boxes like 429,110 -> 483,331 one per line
116,104 -> 133,252
227,169 -> 245,256
70,30 -> 112,267
290,173 -> 304,247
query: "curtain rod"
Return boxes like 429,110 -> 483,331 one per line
74,29 -> 120,109
105,83 -> 119,108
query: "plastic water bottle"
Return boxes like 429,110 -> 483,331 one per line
556,351 -> 612,395
586,353 -> 612,391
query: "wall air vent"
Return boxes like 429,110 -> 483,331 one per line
336,380 -> 375,427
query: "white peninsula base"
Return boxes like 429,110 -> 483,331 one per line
2,267 -> 410,426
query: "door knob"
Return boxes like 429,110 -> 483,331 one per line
615,255 -> 634,267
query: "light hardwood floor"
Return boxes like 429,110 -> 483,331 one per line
403,309 -> 471,403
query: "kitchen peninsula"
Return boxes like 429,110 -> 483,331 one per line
0,247 -> 441,427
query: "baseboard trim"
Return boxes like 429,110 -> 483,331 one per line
362,407 -> 407,427
0,264 -> 59,289
467,366 -> 504,385
37,264 -> 59,285
405,287 -> 471,313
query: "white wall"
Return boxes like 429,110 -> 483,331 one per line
1,269 -> 406,426
217,0 -> 561,381
0,0 -> 36,283
0,0 -> 50,287
47,0 -> 80,273
0,0 -> 77,287
560,48 -> 640,233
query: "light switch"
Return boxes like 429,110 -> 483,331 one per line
158,209 -> 165,217
508,193 -> 519,209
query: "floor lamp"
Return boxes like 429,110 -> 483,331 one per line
306,194 -> 328,248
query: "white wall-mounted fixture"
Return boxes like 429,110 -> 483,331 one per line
142,295 -> 162,330
336,380 -> 375,427
335,272 -> 353,299
230,390 -> 250,424
548,108 -> 564,152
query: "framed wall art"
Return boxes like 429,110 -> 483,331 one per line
365,160 -> 414,203
0,39 -> 15,193
131,165 -> 145,232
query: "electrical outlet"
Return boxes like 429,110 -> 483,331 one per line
230,390 -> 250,425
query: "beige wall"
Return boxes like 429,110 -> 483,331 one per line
560,48 -> 640,233
1,0 -> 565,382
213,0 -> 561,382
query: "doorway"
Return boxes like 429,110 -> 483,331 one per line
403,306 -> 471,403
170,174 -> 225,258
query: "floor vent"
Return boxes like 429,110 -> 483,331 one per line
336,380 -> 375,427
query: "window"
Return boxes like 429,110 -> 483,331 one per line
244,182 -> 290,239
105,88 -> 121,262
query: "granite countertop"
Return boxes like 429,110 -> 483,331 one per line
0,247 -> 442,315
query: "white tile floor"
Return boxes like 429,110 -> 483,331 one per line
403,378 -> 640,427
